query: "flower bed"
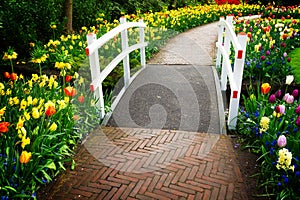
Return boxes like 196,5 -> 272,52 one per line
234,7 -> 300,199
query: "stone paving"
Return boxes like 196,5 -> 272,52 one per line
38,22 -> 249,200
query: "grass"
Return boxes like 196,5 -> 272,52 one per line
290,47 -> 300,84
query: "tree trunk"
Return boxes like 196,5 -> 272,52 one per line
64,0 -> 73,33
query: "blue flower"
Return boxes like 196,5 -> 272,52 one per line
254,111 -> 259,117
270,147 -> 274,155
284,177 -> 289,184
278,182 -> 282,187
31,192 -> 36,198
244,112 -> 250,118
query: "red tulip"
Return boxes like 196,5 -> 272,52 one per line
45,106 -> 56,117
10,73 -> 17,81
65,75 -> 72,82
0,122 -> 10,133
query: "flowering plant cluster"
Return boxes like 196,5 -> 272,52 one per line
0,71 -> 99,198
238,76 -> 300,198
215,0 -> 241,5
233,16 -> 300,84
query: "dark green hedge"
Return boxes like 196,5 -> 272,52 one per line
0,0 -> 206,58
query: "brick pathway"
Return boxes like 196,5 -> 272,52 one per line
40,127 -> 247,200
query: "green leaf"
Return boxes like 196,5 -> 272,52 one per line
71,159 -> 75,170
32,126 -> 40,135
45,161 -> 56,170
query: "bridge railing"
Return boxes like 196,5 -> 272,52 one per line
86,17 -> 147,119
215,16 -> 247,129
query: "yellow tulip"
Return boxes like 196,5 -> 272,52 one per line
32,107 -> 40,119
49,122 -> 57,132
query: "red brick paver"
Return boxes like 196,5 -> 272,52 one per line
39,127 -> 247,200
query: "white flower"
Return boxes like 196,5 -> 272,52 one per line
286,75 -> 294,85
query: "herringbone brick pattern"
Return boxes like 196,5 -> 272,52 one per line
40,127 -> 247,200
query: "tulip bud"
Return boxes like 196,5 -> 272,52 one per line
277,135 -> 287,147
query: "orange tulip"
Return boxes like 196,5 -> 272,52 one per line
45,106 -> 56,117
261,83 -> 271,94
78,95 -> 84,103
20,151 -> 32,164
3,72 -> 10,79
64,86 -> 77,97
0,122 -> 10,133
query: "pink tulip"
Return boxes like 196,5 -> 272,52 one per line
284,93 -> 294,104
276,105 -> 285,114
277,135 -> 287,147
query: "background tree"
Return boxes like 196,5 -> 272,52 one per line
64,0 -> 73,33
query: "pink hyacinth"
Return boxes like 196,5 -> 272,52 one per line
284,93 -> 294,104
277,135 -> 287,147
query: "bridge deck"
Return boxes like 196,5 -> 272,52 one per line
106,64 -> 224,134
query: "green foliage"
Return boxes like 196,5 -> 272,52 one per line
0,0 -> 65,58
290,48 -> 300,84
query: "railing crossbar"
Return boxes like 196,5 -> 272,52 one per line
216,42 -> 238,92
86,21 -> 146,56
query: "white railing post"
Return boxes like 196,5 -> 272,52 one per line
139,19 -> 146,68
216,16 -> 224,69
228,32 -> 248,129
220,16 -> 233,91
120,17 -> 130,88
86,33 -> 105,118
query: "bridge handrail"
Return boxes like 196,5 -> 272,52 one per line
86,17 -> 147,119
215,16 -> 248,130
